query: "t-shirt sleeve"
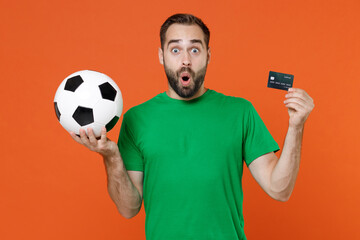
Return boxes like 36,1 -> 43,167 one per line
117,112 -> 144,171
243,103 -> 280,167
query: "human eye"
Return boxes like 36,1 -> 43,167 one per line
191,48 -> 199,53
171,48 -> 180,54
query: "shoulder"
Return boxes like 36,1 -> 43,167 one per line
210,90 -> 254,110
122,93 -> 165,120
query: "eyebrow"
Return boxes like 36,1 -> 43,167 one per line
167,39 -> 204,48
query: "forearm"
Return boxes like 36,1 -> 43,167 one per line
270,126 -> 304,201
103,153 -> 142,219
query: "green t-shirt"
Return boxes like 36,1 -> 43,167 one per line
118,89 -> 279,240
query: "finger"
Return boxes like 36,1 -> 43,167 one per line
285,94 -> 315,113
79,128 -> 91,146
285,99 -> 314,115
288,88 -> 303,93
288,88 -> 306,97
285,102 -> 305,112
286,90 -> 312,102
87,128 -> 98,145
284,97 -> 307,107
289,88 -> 314,103
99,127 -> 107,143
70,131 -> 83,145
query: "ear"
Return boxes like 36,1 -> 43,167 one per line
158,47 -> 164,65
207,47 -> 211,64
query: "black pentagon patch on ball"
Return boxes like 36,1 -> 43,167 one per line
105,116 -> 119,132
72,106 -> 94,126
99,82 -> 117,101
65,75 -> 84,92
54,102 -> 61,120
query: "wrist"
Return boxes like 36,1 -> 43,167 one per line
103,150 -> 120,161
99,142 -> 120,159
102,151 -> 123,168
288,124 -> 305,134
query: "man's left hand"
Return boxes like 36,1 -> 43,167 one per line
284,88 -> 314,129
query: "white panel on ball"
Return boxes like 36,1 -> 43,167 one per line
55,90 -> 80,115
91,122 -> 105,137
59,115 -> 81,134
114,91 -> 123,116
74,81 -> 102,108
93,99 -> 117,124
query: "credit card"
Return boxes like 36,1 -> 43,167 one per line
267,71 -> 294,91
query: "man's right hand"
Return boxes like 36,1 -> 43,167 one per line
70,127 -> 119,159
70,126 -> 143,219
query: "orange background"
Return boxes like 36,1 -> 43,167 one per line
1,0 -> 359,239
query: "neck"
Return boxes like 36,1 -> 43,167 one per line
166,86 -> 208,101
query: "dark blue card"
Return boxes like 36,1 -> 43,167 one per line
268,71 -> 294,91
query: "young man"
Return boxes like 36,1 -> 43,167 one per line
71,14 -> 314,240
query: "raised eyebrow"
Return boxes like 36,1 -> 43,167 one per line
167,39 -> 181,49
190,39 -> 204,47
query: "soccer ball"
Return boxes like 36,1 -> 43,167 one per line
54,70 -> 123,137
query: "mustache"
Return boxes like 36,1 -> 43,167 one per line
176,67 -> 195,77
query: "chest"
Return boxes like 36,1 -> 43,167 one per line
136,108 -> 245,172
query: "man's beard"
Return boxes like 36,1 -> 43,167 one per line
164,63 -> 207,99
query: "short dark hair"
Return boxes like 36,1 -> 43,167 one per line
160,13 -> 210,50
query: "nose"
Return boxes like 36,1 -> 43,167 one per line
182,52 -> 191,67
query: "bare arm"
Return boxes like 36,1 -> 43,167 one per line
248,127 -> 304,201
249,88 -> 314,201
70,127 -> 143,218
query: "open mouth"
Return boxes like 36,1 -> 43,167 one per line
182,76 -> 189,81
180,72 -> 191,86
